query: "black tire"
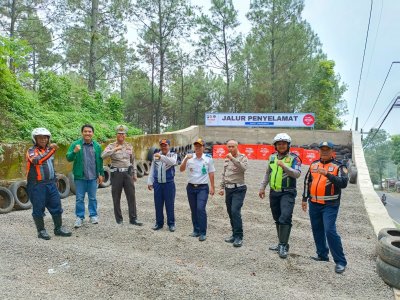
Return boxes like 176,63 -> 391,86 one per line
9,180 -> 31,209
67,172 -> 76,194
376,256 -> 400,289
0,187 -> 15,214
349,165 -> 357,184
335,154 -> 344,162
376,236 -> 400,269
99,166 -> 111,188
136,161 -> 144,178
56,174 -> 70,199
177,154 -> 182,165
378,228 -> 400,240
142,161 -> 150,175
147,146 -> 157,162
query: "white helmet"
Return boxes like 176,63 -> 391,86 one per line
272,133 -> 291,148
31,127 -> 51,144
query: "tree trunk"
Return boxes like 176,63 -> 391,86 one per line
88,0 -> 99,92
270,0 -> 277,112
179,65 -> 184,128
150,47 -> 155,133
9,0 -> 17,72
222,22 -> 230,111
156,0 -> 163,134
32,50 -> 37,90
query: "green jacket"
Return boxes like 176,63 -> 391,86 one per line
66,138 -> 104,180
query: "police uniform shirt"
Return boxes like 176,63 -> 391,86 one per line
147,151 -> 177,185
220,153 -> 248,189
101,142 -> 136,173
186,154 -> 216,185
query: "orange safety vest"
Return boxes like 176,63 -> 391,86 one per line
308,160 -> 340,204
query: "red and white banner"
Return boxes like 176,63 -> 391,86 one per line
213,144 -> 322,165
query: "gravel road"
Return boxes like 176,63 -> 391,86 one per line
0,160 -> 393,299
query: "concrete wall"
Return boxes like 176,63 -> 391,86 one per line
351,131 -> 395,233
199,126 -> 352,146
0,126 -> 201,181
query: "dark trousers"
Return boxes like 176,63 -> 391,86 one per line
225,186 -> 247,238
186,184 -> 209,235
309,201 -> 347,266
269,190 -> 296,225
27,181 -> 63,218
154,181 -> 176,227
111,171 -> 137,222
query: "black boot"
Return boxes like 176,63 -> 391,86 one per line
33,217 -> 51,240
52,215 -> 72,237
268,223 -> 280,251
278,224 -> 291,259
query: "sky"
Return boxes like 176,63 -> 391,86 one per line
194,0 -> 400,135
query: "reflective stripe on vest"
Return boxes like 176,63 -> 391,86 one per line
269,154 -> 294,191
309,161 -> 339,204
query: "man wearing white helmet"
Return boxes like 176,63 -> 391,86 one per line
259,133 -> 301,258
26,128 -> 72,240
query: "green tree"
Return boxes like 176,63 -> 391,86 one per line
133,0 -> 193,133
246,0 -> 323,112
391,135 -> 400,179
363,129 -> 392,188
60,0 -> 132,92
300,60 -> 347,129
17,13 -> 61,89
124,70 -> 155,133
196,0 -> 241,110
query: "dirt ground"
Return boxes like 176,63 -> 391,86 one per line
0,160 -> 393,299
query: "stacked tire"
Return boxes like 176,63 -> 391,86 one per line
9,180 -> 31,209
376,228 -> 400,289
0,186 -> 15,214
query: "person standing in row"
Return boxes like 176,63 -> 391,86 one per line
302,141 -> 349,274
218,140 -> 248,247
101,125 -> 143,226
147,139 -> 177,232
26,128 -> 71,240
180,138 -> 215,242
259,133 -> 301,259
66,124 -> 104,228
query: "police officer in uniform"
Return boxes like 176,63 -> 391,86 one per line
259,133 -> 301,258
147,139 -> 177,232
101,125 -> 143,226
302,141 -> 348,274
218,139 -> 248,247
180,138 -> 215,242
26,128 -> 72,240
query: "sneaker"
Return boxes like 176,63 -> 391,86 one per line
74,218 -> 83,228
90,216 -> 99,224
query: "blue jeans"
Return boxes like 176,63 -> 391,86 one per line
186,184 -> 209,235
75,179 -> 98,219
309,201 -> 347,266
154,181 -> 176,227
225,186 -> 247,238
27,181 -> 63,218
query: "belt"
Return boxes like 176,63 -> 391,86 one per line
188,183 -> 208,188
271,188 -> 296,192
110,167 -> 129,172
29,179 -> 56,184
225,183 -> 246,189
